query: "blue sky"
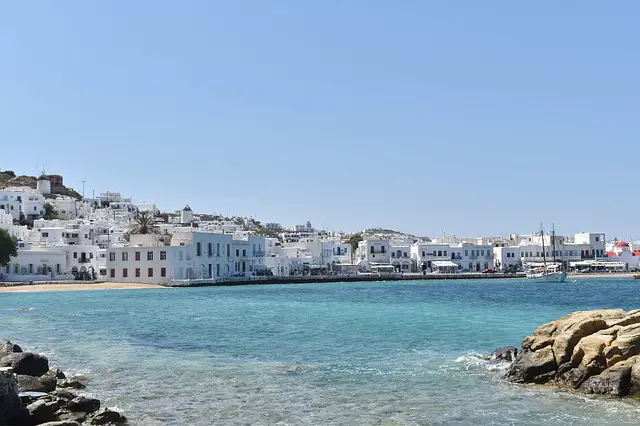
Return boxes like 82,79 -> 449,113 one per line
1,1 -> 638,239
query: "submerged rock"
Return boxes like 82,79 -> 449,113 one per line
504,309 -> 640,397
57,379 -> 86,389
490,346 -> 518,362
66,396 -> 100,414
89,408 -> 127,425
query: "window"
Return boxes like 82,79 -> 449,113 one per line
370,246 -> 375,254
422,251 -> 425,257
148,268 -> 153,277
29,264 -> 33,274
160,251 -> 166,260
404,252 -> 408,258
381,246 -> 386,253
481,250 -> 485,256
391,252 -> 396,258
227,244 -> 230,256
216,243 -> 220,256
110,269 -> 115,278
73,252 -> 78,259
90,253 -> 94,259
109,252 -> 115,261
236,249 -> 240,257
197,243 -> 202,256
243,249 -> 246,257
135,252 -> 141,261
208,243 -> 212,257
596,236 -> 600,242
161,267 -> 166,277
42,232 -> 49,237
56,264 -> 60,274
123,268 -> 128,278
147,251 -> 153,261
122,252 -> 128,261
135,268 -> 140,278
443,251 -> 447,256
438,250 -> 442,256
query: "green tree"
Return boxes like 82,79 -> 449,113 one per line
347,233 -> 364,253
0,229 -> 17,267
129,211 -> 160,235
43,203 -> 60,220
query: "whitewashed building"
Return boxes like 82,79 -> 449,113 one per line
2,246 -> 73,282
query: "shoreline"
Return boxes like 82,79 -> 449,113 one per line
0,282 -> 163,293
568,272 -> 637,279
0,272 -> 635,292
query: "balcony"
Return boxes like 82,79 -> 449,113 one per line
253,251 -> 266,257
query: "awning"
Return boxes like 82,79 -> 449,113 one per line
432,260 -> 457,267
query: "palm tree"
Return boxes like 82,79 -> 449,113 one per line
129,211 -> 160,235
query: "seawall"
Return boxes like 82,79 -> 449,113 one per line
165,272 -> 526,288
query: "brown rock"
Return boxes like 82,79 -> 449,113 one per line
552,318 -> 609,366
604,323 -> 640,366
571,334 -> 614,367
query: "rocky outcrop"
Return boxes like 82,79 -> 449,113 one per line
0,339 -> 22,358
0,368 -> 26,425
0,340 -> 126,425
0,352 -> 50,376
505,309 -> 640,397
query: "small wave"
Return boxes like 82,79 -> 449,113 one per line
455,351 -> 511,372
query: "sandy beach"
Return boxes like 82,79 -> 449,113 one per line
568,272 -> 637,280
0,282 -> 164,293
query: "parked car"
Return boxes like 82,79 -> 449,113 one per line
482,269 -> 497,274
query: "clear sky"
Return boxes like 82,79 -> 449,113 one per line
1,2 -> 639,239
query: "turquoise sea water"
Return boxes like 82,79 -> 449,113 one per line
2,278 -> 640,425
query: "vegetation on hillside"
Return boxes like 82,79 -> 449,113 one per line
129,211 -> 160,235
43,203 -> 60,220
347,233 -> 364,252
0,229 -> 17,267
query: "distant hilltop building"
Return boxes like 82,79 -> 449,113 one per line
36,175 -> 51,195
293,222 -> 314,233
180,204 -> 193,226
45,174 -> 63,189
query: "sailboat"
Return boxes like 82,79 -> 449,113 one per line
525,224 -> 568,283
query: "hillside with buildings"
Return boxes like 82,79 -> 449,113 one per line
0,168 -> 637,285
0,171 -> 82,200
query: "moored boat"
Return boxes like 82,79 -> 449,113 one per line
525,224 -> 567,283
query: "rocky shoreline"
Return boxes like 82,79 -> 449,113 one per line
498,308 -> 640,397
0,339 -> 126,425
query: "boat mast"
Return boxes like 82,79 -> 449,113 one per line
541,223 -> 547,268
552,223 -> 557,265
